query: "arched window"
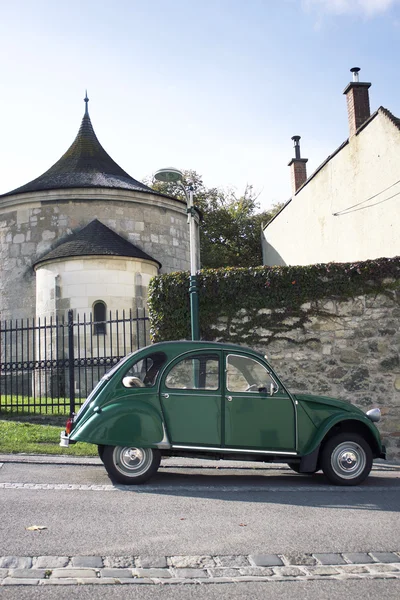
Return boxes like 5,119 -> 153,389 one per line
93,301 -> 106,335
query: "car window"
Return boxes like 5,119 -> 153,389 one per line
124,352 -> 167,387
226,354 -> 274,392
165,354 -> 219,390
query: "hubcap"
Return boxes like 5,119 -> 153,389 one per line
331,442 -> 366,479
113,447 -> 153,478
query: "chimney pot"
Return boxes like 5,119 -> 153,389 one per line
288,136 -> 308,195
343,67 -> 371,137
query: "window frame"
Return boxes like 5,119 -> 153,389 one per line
93,300 -> 107,335
164,352 -> 221,392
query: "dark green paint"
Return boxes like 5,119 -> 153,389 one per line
68,341 -> 384,460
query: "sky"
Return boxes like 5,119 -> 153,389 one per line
1,0 -> 400,210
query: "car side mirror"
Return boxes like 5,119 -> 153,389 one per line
122,376 -> 145,388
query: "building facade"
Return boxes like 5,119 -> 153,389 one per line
0,97 -> 197,324
262,69 -> 400,266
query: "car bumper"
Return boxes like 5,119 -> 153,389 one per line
60,432 -> 70,448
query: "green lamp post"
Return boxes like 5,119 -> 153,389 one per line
153,168 -> 200,341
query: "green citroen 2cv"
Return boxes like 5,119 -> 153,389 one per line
60,341 -> 385,486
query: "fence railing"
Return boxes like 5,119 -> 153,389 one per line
0,309 -> 150,415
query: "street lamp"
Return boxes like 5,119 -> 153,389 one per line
154,167 -> 200,341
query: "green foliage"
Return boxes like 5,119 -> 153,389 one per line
150,170 -> 282,268
148,256 -> 400,343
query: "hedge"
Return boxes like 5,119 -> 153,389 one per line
147,256 -> 400,342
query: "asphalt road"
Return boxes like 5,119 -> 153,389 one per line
1,579 -> 400,600
0,457 -> 399,557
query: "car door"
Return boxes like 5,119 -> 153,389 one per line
160,351 -> 222,446
224,352 -> 296,452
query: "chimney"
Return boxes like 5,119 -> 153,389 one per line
343,67 -> 371,137
288,135 -> 308,195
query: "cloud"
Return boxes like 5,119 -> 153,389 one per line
303,0 -> 398,17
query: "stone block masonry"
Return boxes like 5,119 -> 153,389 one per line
0,552 -> 399,585
213,290 -> 400,461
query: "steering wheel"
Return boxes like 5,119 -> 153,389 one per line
245,383 -> 259,392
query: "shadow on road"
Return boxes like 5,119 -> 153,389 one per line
107,468 -> 400,513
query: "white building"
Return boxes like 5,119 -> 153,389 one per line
262,68 -> 400,266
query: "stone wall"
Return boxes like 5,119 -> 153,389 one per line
213,291 -> 400,461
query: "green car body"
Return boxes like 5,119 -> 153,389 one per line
61,341 -> 385,485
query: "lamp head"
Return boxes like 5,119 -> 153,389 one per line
154,167 -> 183,183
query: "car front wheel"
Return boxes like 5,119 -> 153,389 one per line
320,433 -> 372,486
102,446 -> 161,485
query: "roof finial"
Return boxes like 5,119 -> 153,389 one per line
84,90 -> 89,115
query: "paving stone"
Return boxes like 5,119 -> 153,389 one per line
307,566 -> 340,576
341,565 -> 369,574
368,564 -> 399,573
215,555 -> 250,567
0,557 -> 32,569
369,552 -> 400,563
118,578 -> 154,584
285,552 -> 317,566
101,568 -> 133,578
239,567 -> 274,577
76,578 -> 114,585
41,579 -> 79,585
313,553 -> 347,565
208,568 -> 240,578
168,555 -> 215,568
173,568 -> 207,578
103,556 -> 135,568
51,568 -> 97,578
138,555 -> 167,568
10,569 -> 47,579
0,569 -> 9,578
249,554 -> 283,567
278,567 -> 306,577
343,552 -> 374,564
71,556 -> 103,568
2,578 -> 39,585
133,568 -> 172,578
35,556 -> 69,568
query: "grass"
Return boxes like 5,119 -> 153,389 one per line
0,415 -> 97,456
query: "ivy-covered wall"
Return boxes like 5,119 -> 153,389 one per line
148,257 -> 400,460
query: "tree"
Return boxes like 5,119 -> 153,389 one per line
150,170 -> 283,269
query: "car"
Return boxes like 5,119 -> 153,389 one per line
60,340 -> 385,486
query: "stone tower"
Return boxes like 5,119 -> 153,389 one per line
0,97 -> 196,322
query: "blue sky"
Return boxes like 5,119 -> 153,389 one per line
1,0 -> 400,209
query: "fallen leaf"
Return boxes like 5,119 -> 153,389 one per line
180,518 -> 186,521
239,523 -> 247,527
26,525 -> 47,531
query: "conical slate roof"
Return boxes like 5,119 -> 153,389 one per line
1,97 -> 154,197
34,219 -> 161,268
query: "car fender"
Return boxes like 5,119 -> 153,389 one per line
303,412 -> 382,456
70,399 -> 164,447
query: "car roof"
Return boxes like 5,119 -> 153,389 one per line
145,340 -> 265,359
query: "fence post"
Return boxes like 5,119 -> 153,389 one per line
68,310 -> 75,415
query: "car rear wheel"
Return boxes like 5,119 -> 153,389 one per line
102,445 -> 161,485
320,433 -> 372,486
98,445 -> 105,462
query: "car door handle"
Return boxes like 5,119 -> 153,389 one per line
226,396 -> 233,402
162,393 -> 169,399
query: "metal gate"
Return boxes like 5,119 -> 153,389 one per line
0,309 -> 150,415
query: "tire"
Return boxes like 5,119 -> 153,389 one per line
320,433 -> 372,486
98,445 -> 105,462
102,445 -> 161,485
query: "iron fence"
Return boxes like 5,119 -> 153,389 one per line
0,309 -> 150,415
